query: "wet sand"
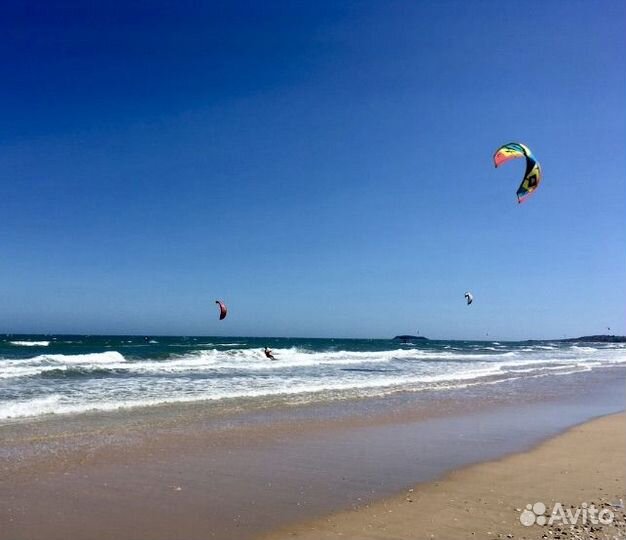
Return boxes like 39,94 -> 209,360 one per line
0,370 -> 624,540
264,413 -> 626,540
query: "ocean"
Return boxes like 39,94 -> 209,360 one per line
1,335 -> 624,421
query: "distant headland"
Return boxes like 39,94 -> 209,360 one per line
555,335 -> 626,343
393,335 -> 428,342
391,334 -> 625,343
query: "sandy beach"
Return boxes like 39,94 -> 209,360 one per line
0,369 -> 624,540
265,413 -> 626,540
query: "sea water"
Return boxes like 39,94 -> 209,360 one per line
1,335 -> 624,420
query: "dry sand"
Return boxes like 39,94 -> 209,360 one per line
263,413 -> 626,540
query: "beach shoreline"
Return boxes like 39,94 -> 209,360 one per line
264,413 -> 626,540
0,368 -> 624,540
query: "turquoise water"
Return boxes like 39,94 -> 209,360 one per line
1,335 -> 624,420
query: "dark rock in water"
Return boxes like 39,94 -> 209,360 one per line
557,335 -> 626,343
393,335 -> 428,342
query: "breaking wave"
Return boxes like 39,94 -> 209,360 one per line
1,339 -> 624,420
9,341 -> 50,347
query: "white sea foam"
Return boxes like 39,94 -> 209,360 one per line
0,395 -> 63,419
0,366 -> 505,420
41,351 -> 126,365
0,351 -> 127,380
1,344 -> 624,381
570,346 -> 598,352
3,355 -> 612,421
1,342 -> 624,420
9,341 -> 50,347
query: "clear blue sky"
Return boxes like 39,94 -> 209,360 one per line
1,1 -> 624,339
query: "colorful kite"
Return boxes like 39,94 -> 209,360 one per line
215,300 -> 227,320
493,143 -> 542,203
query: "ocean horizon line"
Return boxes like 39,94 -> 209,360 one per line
2,332 -> 623,342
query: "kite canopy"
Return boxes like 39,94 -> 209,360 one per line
464,292 -> 473,305
493,142 -> 542,203
215,300 -> 227,320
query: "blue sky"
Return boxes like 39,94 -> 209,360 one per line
1,1 -> 624,339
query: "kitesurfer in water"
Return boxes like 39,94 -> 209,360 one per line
264,347 -> 276,360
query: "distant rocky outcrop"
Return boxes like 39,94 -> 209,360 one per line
393,335 -> 428,342
557,335 -> 626,343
